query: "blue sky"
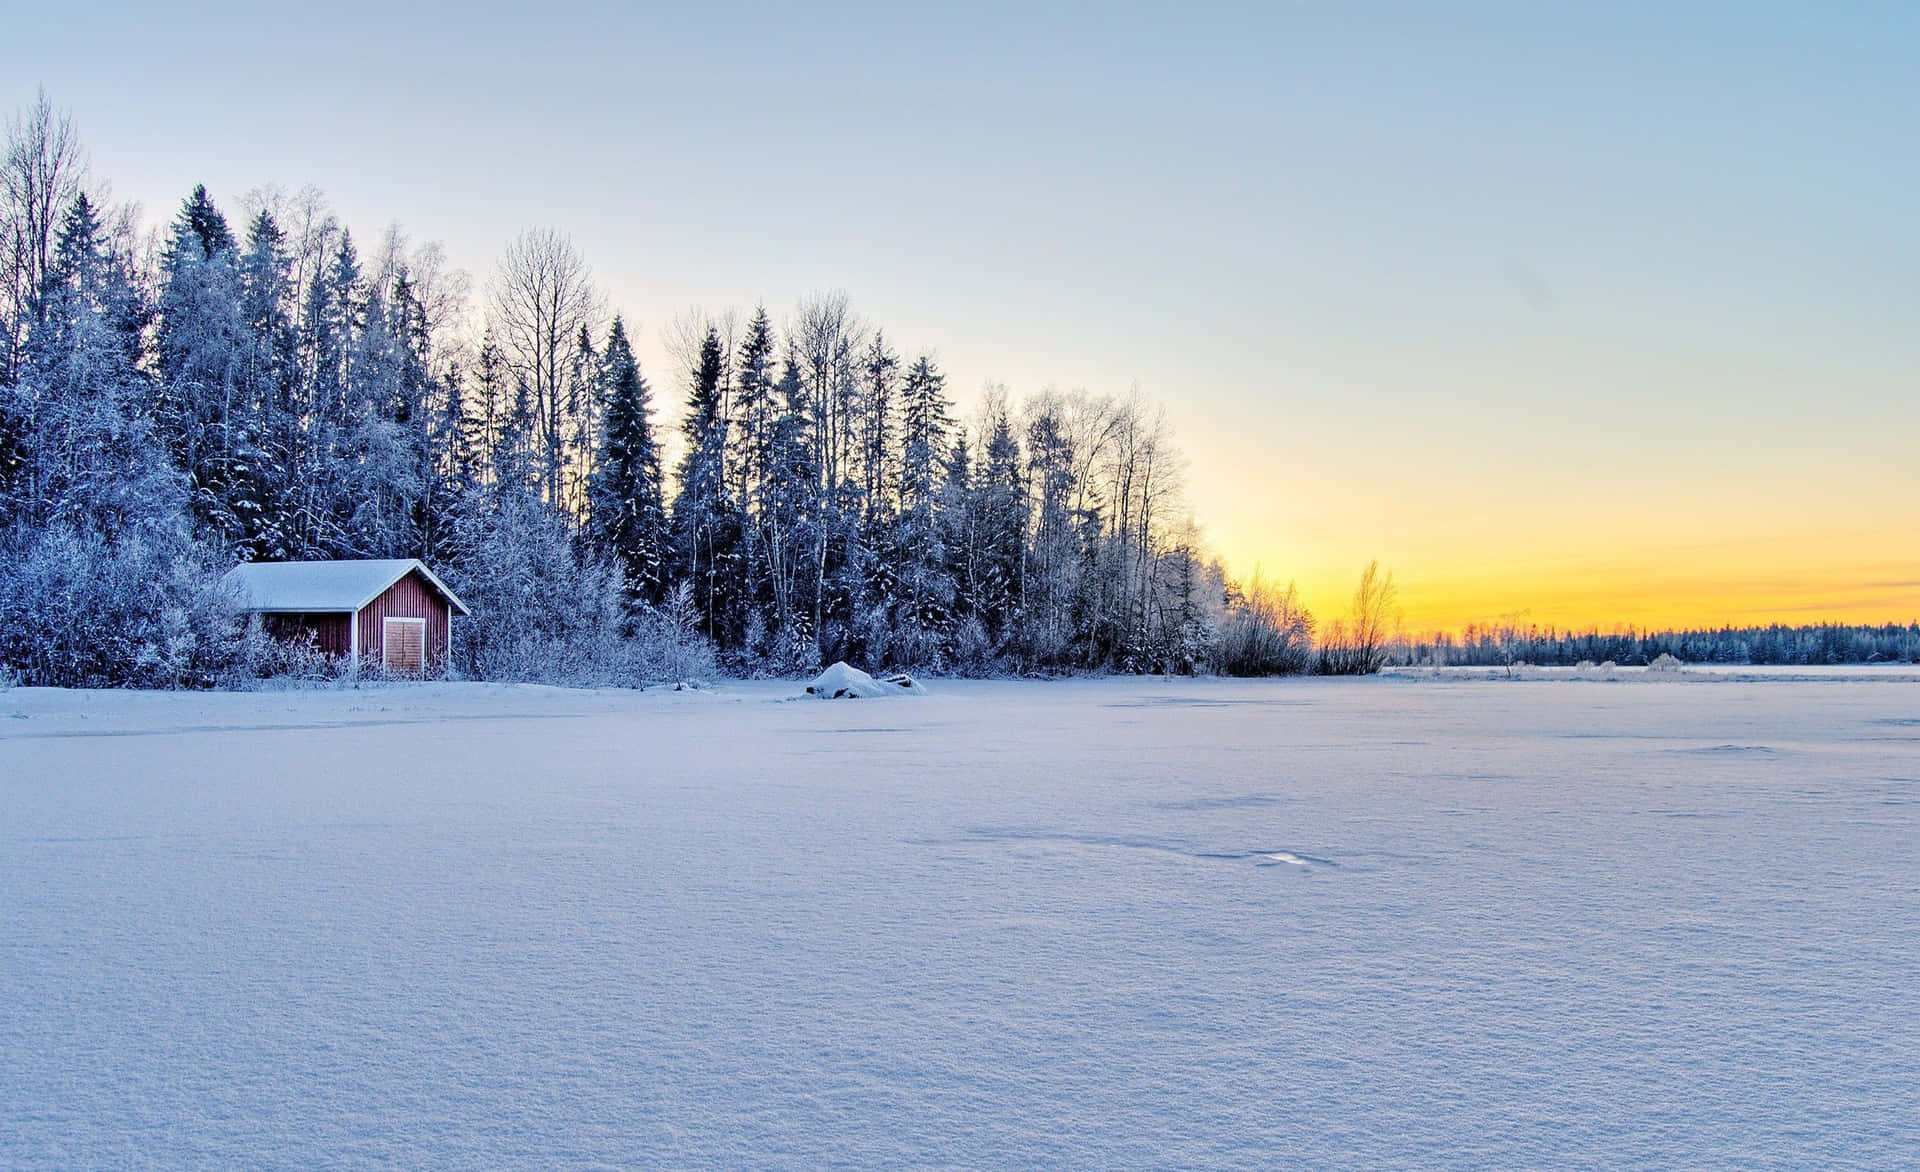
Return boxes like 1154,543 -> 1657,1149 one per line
8,1 -> 1917,626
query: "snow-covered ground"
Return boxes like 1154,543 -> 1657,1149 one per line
3,674 -> 1916,1166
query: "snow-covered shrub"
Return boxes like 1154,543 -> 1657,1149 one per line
627,583 -> 719,683
0,521 -> 253,688
448,496 -> 720,687
947,616 -> 994,677
1574,659 -> 1617,680
448,495 -> 641,686
1647,652 -> 1685,674
247,632 -> 358,687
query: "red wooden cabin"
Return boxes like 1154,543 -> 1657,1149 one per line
222,559 -> 471,675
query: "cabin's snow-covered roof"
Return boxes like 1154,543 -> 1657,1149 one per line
221,559 -> 471,615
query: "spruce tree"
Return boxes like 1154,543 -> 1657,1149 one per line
974,408 -> 1028,643
179,184 -> 235,260
156,184 -> 255,550
238,209 -> 298,557
670,325 -> 742,644
587,317 -> 667,602
18,194 -> 174,534
891,354 -> 955,666
729,305 -> 776,504
858,331 -> 898,517
759,351 -> 823,667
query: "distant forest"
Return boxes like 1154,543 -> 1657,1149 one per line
1399,621 -> 1920,668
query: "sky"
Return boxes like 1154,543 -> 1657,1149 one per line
6,1 -> 1917,633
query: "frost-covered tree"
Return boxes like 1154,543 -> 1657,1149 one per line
889,353 -> 955,665
156,184 -> 261,550
588,317 -> 667,602
0,192 -> 249,688
15,194 -> 164,532
446,486 -> 631,685
968,396 -> 1027,648
1212,572 -> 1313,676
670,324 -> 743,645
1,89 -> 89,387
755,352 -> 823,669
236,209 -> 299,558
728,305 -> 777,505
489,228 -> 600,509
1020,393 -> 1080,666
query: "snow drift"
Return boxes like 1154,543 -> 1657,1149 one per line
804,661 -> 925,698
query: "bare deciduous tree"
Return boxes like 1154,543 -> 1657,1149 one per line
1,89 -> 90,381
789,290 -> 864,493
489,228 -> 602,509
1322,560 -> 1400,673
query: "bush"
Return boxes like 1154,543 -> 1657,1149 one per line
446,495 -> 719,687
1212,573 -> 1314,676
0,521 -> 253,688
627,583 -> 720,683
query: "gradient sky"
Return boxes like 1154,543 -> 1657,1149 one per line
7,1 -> 1917,632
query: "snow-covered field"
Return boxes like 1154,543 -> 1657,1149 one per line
3,674 -> 1916,1167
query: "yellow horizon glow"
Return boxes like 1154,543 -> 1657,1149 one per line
1219,531 -> 1920,639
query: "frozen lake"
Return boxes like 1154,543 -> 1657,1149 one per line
3,675 -> 1916,1166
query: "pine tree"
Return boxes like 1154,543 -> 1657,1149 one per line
858,331 -> 898,517
323,230 -> 363,410
179,183 -> 235,260
16,193 -> 175,534
758,351 -> 823,668
428,353 -> 483,568
943,427 -> 985,663
974,407 -> 1028,644
587,317 -> 668,602
891,354 -> 955,666
562,321 -> 599,514
1023,398 -> 1078,665
729,305 -> 777,505
670,325 -> 743,645
492,373 -> 540,500
472,328 -> 509,469
237,209 -> 298,557
330,275 -> 412,556
156,184 -> 256,550
0,193 -> 246,689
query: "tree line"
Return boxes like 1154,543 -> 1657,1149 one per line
1400,619 -> 1920,668
1,92 -> 1374,687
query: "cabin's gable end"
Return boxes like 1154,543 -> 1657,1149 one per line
356,569 -> 451,674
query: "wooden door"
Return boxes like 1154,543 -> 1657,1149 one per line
383,617 -> 426,675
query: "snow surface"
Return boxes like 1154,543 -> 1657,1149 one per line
3,675 -> 1917,1166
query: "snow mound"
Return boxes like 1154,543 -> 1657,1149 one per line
804,662 -> 926,699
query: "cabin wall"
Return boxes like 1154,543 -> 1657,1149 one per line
357,571 -> 451,673
262,613 -> 352,658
